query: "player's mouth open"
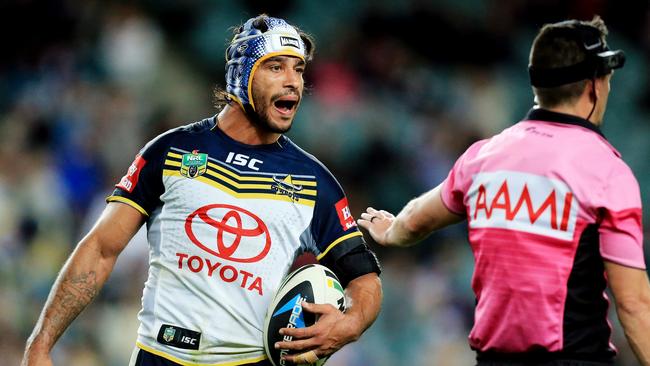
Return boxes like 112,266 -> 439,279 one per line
273,98 -> 298,115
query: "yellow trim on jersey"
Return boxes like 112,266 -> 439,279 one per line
165,153 -> 318,187
207,161 -> 317,187
316,231 -> 364,260
203,170 -> 281,191
163,160 -> 317,196
165,159 -> 182,167
136,342 -> 268,366
209,161 -> 270,182
204,169 -> 317,196
163,169 -> 316,207
106,196 -> 149,217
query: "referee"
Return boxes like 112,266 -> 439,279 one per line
359,16 -> 650,366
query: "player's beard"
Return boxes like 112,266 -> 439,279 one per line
249,88 -> 299,134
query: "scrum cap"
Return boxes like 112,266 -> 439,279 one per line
225,16 -> 307,112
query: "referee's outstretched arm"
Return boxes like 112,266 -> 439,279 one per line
357,183 -> 463,247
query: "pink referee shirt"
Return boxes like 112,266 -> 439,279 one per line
441,108 -> 644,361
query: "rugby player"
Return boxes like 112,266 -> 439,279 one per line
23,14 -> 382,366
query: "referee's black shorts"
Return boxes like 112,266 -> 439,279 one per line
129,348 -> 273,366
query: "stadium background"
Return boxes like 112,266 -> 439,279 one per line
1,0 -> 649,365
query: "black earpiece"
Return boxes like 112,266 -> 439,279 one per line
529,22 -> 625,88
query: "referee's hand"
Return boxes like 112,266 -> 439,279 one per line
357,207 -> 394,246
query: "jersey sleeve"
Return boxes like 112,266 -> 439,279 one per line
440,140 -> 486,216
106,134 -> 168,216
598,162 -> 645,269
310,169 -> 364,260
308,164 -> 380,285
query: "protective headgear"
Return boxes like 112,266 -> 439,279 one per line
529,20 -> 625,88
225,16 -> 308,113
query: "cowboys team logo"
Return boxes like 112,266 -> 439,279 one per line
162,326 -> 176,342
271,175 -> 303,202
180,150 -> 208,178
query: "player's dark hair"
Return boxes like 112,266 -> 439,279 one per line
213,14 -> 316,110
530,16 -> 608,108
213,88 -> 230,110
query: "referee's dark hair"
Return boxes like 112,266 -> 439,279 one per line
529,16 -> 608,108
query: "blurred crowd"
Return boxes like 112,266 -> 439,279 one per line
1,1 -> 649,365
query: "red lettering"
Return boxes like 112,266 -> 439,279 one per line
560,192 -> 573,231
205,258 -> 221,277
240,270 -> 253,288
174,252 -> 264,296
188,256 -> 204,272
491,181 -> 511,214
473,179 -> 575,232
475,181 -> 511,219
220,265 -> 237,282
249,276 -> 263,296
508,184 -> 557,228
176,253 -> 189,269
474,185 -> 489,219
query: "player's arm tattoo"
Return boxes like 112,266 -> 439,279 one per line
39,270 -> 99,346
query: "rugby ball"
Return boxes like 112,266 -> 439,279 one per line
263,264 -> 346,366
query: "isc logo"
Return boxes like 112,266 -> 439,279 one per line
467,171 -> 578,241
226,152 -> 263,171
181,336 -> 197,345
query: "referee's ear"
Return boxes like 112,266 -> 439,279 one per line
588,79 -> 598,103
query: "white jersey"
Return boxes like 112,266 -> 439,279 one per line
107,117 -> 367,365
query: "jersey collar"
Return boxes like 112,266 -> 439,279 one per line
524,108 -> 606,139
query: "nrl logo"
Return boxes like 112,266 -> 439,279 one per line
180,150 -> 208,179
272,175 -> 303,202
162,327 -> 176,343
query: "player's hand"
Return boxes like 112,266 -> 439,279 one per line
357,207 -> 395,246
275,301 -> 356,364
